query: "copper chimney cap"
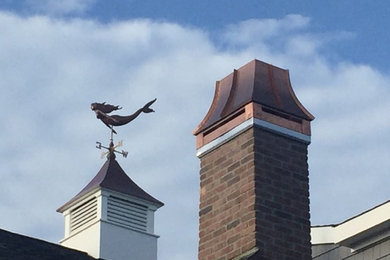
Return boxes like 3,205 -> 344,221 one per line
193,59 -> 314,135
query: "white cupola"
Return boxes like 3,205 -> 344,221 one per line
57,151 -> 163,260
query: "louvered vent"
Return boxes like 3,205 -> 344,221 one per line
107,196 -> 148,232
70,197 -> 97,233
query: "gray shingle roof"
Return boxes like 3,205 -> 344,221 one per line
0,228 -> 100,260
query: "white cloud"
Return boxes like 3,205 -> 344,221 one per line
25,0 -> 96,15
222,14 -> 310,45
0,12 -> 389,259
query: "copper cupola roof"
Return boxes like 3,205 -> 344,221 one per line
57,156 -> 163,212
193,59 -> 314,135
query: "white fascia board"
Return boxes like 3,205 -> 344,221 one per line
196,118 -> 311,157
311,201 -> 390,245
311,226 -> 337,244
334,201 -> 390,243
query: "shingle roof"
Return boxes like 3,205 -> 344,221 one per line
57,156 -> 164,213
0,228 -> 100,260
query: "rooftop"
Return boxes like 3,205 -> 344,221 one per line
311,200 -> 390,248
0,228 -> 100,260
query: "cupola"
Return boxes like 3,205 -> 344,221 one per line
57,147 -> 163,260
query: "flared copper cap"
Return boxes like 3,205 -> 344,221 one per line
193,60 -> 314,148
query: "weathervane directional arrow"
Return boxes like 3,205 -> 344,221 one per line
96,140 -> 128,159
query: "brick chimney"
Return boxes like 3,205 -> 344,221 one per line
193,60 -> 314,260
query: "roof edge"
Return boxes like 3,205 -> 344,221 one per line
311,200 -> 390,245
284,69 -> 315,121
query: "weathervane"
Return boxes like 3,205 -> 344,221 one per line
91,99 -> 157,159
96,140 -> 128,159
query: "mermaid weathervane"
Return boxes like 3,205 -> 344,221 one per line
92,98 -> 156,159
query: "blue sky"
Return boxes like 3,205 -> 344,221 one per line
2,1 -> 390,70
0,1 -> 389,260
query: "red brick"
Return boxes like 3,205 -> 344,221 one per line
197,126 -> 311,260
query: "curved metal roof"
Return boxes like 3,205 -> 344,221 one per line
194,59 -> 314,135
57,156 -> 163,212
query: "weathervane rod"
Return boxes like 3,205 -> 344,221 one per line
110,126 -> 114,143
